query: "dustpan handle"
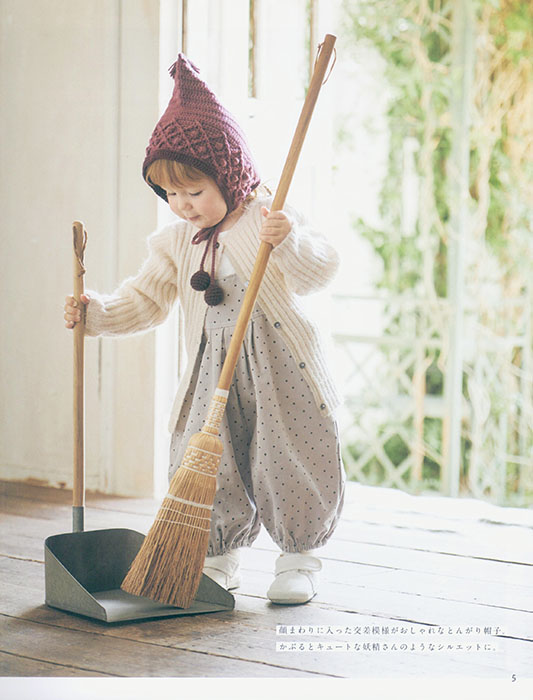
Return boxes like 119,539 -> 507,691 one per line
72,221 -> 87,532
216,34 -> 336,393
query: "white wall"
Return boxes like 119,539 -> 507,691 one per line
0,0 -> 160,496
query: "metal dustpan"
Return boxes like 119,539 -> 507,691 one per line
44,528 -> 234,623
44,222 -> 234,623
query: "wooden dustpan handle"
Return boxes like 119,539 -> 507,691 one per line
72,221 -> 87,532
217,34 -> 337,393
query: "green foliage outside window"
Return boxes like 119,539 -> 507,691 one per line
338,0 -> 533,503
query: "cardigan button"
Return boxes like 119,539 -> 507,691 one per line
274,321 -> 281,328
299,362 -> 306,369
320,403 -> 327,410
215,242 -> 220,249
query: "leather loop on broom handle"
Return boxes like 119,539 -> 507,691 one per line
216,33 -> 336,393
72,221 -> 86,532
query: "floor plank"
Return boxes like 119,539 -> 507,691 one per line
0,615 -> 317,678
0,651 -> 109,677
1,562 -> 526,680
1,480 -> 532,679
3,516 -> 531,638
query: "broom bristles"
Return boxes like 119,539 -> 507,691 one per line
121,429 -> 222,608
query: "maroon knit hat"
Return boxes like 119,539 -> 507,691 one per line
143,54 -> 260,212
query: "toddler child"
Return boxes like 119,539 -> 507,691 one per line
64,54 -> 345,604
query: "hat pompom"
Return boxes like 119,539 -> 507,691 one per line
204,283 -> 224,306
190,270 -> 211,291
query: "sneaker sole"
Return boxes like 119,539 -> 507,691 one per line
267,591 -> 316,605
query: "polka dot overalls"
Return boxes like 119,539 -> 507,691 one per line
169,274 -> 345,556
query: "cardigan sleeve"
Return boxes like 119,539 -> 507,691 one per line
84,225 -> 179,337
268,203 -> 339,296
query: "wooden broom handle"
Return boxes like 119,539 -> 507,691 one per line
72,221 -> 86,531
217,33 -> 336,392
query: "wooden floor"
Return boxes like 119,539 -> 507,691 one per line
1,479 -> 532,681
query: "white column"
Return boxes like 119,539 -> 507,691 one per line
444,0 -> 474,497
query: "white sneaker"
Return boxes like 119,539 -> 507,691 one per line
203,549 -> 241,590
267,552 -> 321,605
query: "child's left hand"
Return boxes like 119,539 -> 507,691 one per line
259,207 -> 291,247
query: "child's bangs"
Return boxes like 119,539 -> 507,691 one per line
147,159 -> 206,191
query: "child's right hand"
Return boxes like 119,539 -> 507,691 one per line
64,294 -> 89,329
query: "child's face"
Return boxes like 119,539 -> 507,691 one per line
164,176 -> 227,229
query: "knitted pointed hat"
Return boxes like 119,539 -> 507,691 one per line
143,54 -> 260,212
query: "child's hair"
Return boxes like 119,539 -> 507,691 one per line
146,158 -> 267,204
146,159 -> 205,191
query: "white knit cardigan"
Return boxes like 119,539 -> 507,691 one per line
85,196 -> 342,430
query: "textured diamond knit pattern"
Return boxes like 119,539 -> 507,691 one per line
143,54 -> 260,212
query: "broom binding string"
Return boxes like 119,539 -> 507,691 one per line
201,390 -> 229,435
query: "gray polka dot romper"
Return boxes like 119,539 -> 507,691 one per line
169,274 -> 345,556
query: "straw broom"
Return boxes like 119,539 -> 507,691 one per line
121,34 -> 337,608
